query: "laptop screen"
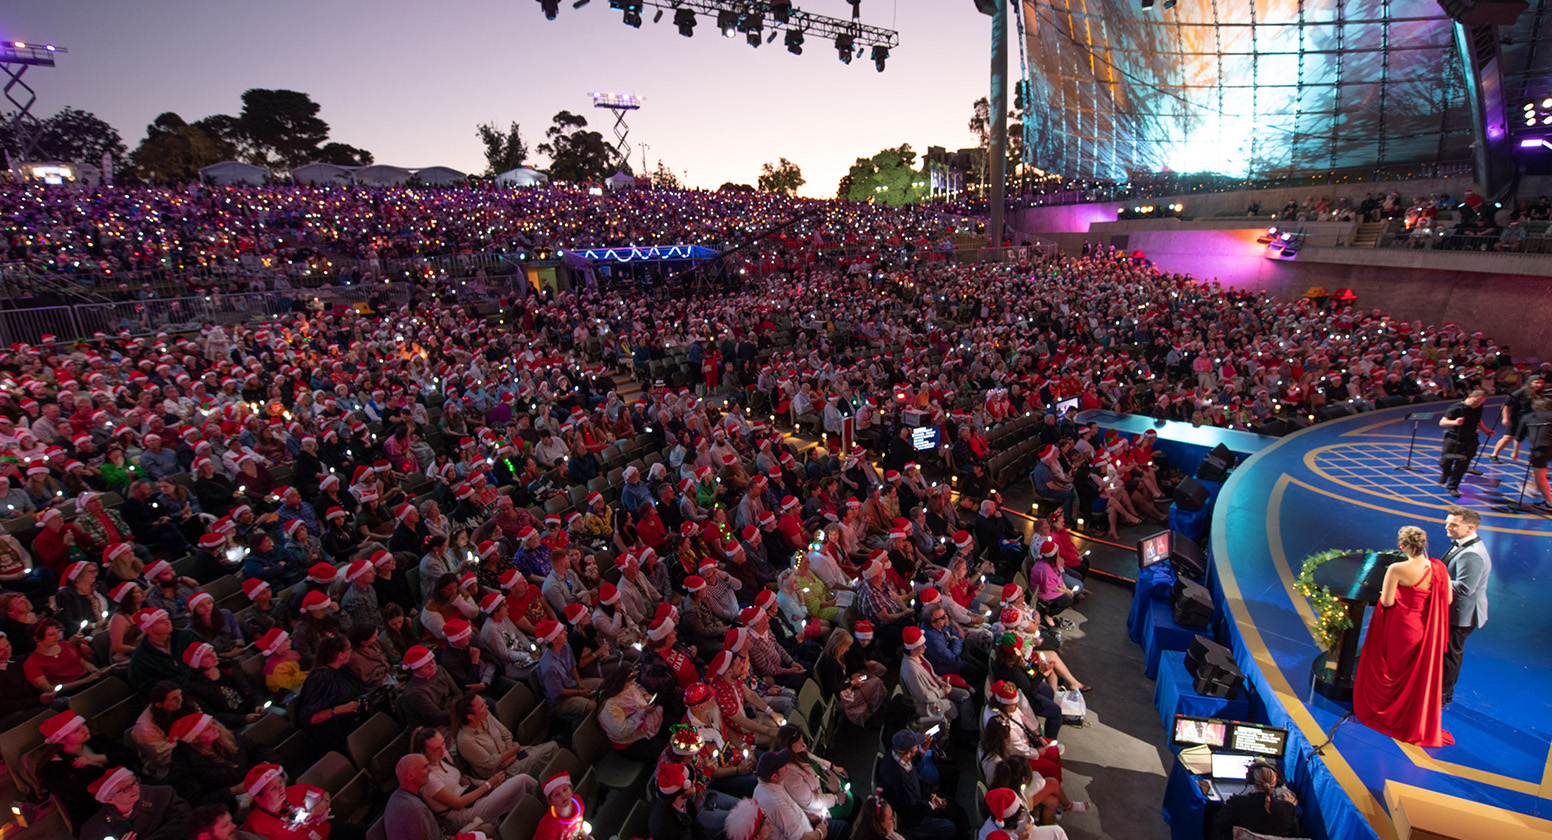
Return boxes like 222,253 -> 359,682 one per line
1210,753 -> 1254,780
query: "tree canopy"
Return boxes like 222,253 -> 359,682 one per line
843,144 -> 929,206
128,112 -> 238,181
476,121 -> 529,177
757,158 -> 806,195
536,111 -> 616,183
0,107 -> 127,170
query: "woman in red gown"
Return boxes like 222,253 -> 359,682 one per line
1353,525 -> 1454,748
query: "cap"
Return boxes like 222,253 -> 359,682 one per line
755,749 -> 791,781
891,730 -> 924,752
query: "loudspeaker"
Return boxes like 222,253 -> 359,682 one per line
1185,635 -> 1244,699
1170,577 -> 1213,629
1287,414 -> 1312,431
1317,403 -> 1354,422
1378,395 -> 1411,408
1256,420 -> 1289,437
1196,444 -> 1236,482
1173,477 -> 1210,512
1171,532 -> 1207,580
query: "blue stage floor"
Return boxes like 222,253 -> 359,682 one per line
1211,399 -> 1552,839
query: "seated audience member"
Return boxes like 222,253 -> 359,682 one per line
78,765 -> 192,840
296,634 -> 365,762
775,724 -> 854,822
397,644 -> 464,730
817,626 -> 887,726
386,754 -> 444,840
876,729 -> 971,840
535,618 -> 598,722
34,711 -> 134,827
596,665 -> 670,761
451,692 -> 559,779
411,725 -> 540,831
239,763 -> 334,840
982,785 -> 1072,840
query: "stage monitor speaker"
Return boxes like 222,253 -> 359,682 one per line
1256,420 -> 1289,437
1174,477 -> 1210,512
1197,444 -> 1236,482
1171,532 -> 1207,580
1185,635 -> 1244,699
1288,415 -> 1312,431
1170,578 -> 1213,629
1378,395 -> 1411,408
1317,404 -> 1354,422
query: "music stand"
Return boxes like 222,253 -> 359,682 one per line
1495,421 -> 1549,514
1397,412 -> 1437,472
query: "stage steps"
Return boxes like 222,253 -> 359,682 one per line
1350,221 -> 1386,247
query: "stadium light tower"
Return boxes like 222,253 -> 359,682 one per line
0,40 -> 67,163
590,91 -> 644,172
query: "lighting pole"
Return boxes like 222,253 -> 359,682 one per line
981,0 -> 1008,247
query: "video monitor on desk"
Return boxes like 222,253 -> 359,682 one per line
1226,722 -> 1289,757
1054,397 -> 1080,416
909,425 -> 943,452
1171,714 -> 1228,749
1138,531 -> 1171,569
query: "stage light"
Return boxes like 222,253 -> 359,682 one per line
767,29 -> 779,43
1544,98 -> 1552,108
718,9 -> 738,36
785,29 -> 805,54
772,0 -> 793,23
747,31 -> 761,47
739,12 -> 763,33
871,45 -> 888,72
653,8 -> 663,22
1141,0 -> 1155,8
539,0 -> 560,19
675,7 -> 697,36
836,33 -> 854,63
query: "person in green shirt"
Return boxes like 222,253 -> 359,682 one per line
99,446 -> 142,493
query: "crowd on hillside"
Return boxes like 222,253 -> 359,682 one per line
0,182 -> 1541,840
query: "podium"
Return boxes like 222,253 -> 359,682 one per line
1310,550 -> 1405,701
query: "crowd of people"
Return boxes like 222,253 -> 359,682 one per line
0,180 -> 1540,840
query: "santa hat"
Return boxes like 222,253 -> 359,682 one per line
992,680 -> 1020,705
258,628 -> 290,656
1002,583 -> 1023,602
599,582 -> 620,605
444,618 -> 473,644
144,559 -> 173,581
346,559 -> 374,583
564,603 -> 587,623
646,617 -> 674,641
243,764 -> 284,799
168,712 -> 214,744
986,787 -> 1021,821
372,549 -> 395,568
919,587 -> 941,605
853,620 -> 874,641
134,607 -> 169,633
902,626 -> 925,649
543,772 -> 572,797
182,641 -> 216,668
89,766 -> 137,803
952,530 -> 972,548
536,619 -> 564,644
41,710 -> 87,744
198,532 -> 226,550
479,592 -> 505,614
684,575 -> 706,593
188,591 -> 213,614
656,761 -> 691,795
402,645 -> 436,670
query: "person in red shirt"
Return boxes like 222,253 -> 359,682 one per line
32,508 -> 89,579
240,764 -> 332,840
533,772 -> 592,840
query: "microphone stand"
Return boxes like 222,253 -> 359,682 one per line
1494,422 -> 1548,513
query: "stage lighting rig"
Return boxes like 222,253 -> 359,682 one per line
0,41 -> 67,162
871,44 -> 888,71
718,9 -> 739,36
610,0 -> 644,26
836,33 -> 854,63
540,0 -> 561,19
772,0 -> 793,22
675,7 -> 698,35
785,29 -> 805,54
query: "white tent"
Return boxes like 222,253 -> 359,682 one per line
198,161 -> 268,186
291,163 -> 355,185
415,166 -> 466,185
605,170 -> 637,191
496,167 -> 549,187
352,165 -> 413,186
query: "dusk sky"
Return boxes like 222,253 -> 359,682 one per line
9,0 -> 1000,197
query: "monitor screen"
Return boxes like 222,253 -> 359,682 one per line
910,425 -> 943,452
1055,397 -> 1079,416
1226,722 -> 1289,757
1210,752 -> 1255,780
1138,531 -> 1171,568
1171,714 -> 1227,748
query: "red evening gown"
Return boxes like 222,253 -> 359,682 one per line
1353,558 -> 1454,748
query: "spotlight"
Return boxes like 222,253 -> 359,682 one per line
675,7 -> 697,36
718,9 -> 739,36
653,8 -> 663,22
1141,0 -> 1155,8
1163,0 -> 1176,6
539,0 -> 560,19
835,33 -> 854,63
785,29 -> 805,54
747,30 -> 761,47
871,44 -> 888,72
772,0 -> 793,23
739,12 -> 763,33
767,29 -> 779,43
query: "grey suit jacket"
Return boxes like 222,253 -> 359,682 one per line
1444,539 -> 1491,628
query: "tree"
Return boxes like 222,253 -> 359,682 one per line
129,112 -> 237,181
836,172 -> 854,200
536,111 -> 616,182
316,142 -> 374,166
718,183 -> 755,193
650,160 -> 681,189
757,158 -> 806,195
843,144 -> 929,207
0,107 -> 127,169
968,96 -> 990,190
475,121 -> 529,176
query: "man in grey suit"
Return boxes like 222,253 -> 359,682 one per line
1442,505 -> 1491,704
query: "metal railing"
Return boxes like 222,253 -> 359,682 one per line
0,291 -> 297,347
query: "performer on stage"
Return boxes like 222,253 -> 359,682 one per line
1353,526 -> 1454,747
1437,390 -> 1490,497
1440,505 -> 1490,705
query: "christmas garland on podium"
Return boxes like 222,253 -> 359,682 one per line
1296,548 -> 1360,650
